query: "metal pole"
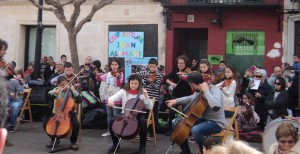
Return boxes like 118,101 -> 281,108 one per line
33,0 -> 43,80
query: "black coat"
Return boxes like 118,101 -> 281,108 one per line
43,65 -> 56,81
249,80 -> 272,128
265,90 -> 289,119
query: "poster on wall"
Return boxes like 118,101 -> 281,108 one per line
208,55 -> 224,65
226,31 -> 265,55
108,31 -> 144,58
124,57 -> 157,83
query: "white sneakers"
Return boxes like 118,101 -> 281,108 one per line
101,131 -> 110,137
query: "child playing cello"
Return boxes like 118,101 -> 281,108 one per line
44,76 -> 82,150
107,74 -> 153,154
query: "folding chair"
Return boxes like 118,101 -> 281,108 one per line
14,88 -> 33,131
210,106 -> 240,143
197,106 -> 240,154
147,98 -> 157,145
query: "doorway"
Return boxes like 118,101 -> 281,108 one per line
172,28 -> 208,69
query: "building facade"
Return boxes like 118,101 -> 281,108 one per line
162,0 -> 284,75
0,0 -> 166,70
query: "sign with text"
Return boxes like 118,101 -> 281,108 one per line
226,31 -> 265,55
108,32 -> 144,58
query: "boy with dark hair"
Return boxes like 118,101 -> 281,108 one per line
61,55 -> 67,64
291,53 -> 300,75
136,58 -> 163,138
214,60 -> 226,78
44,76 -> 82,150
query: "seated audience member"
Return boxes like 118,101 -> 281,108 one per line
268,123 -> 300,154
7,75 -> 24,132
265,77 -> 289,123
237,102 -> 260,132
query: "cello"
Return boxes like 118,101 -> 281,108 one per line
111,91 -> 145,140
45,86 -> 75,151
170,92 -> 208,145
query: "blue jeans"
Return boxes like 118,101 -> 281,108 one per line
8,98 -> 23,127
172,118 -> 222,153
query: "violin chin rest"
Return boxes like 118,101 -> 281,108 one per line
212,106 -> 220,112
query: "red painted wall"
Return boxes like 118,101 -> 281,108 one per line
165,7 -> 283,76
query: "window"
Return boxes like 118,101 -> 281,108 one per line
25,26 -> 56,68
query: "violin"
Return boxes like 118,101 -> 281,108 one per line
111,68 -> 124,78
202,73 -> 212,85
0,59 -> 15,77
146,72 -> 156,83
220,78 -> 233,89
112,91 -> 144,140
212,70 -> 226,85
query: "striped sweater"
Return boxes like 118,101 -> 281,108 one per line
137,71 -> 163,101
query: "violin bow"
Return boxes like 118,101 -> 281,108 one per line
165,102 -> 188,118
112,106 -> 147,114
60,68 -> 84,92
3,60 -> 13,71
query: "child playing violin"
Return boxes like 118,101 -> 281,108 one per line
44,76 -> 82,150
135,58 -> 163,138
107,74 -> 153,154
96,57 -> 124,137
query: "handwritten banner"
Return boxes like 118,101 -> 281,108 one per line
108,32 -> 144,58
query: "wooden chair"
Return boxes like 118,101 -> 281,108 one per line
210,106 -> 240,144
147,98 -> 157,145
14,88 -> 33,131
77,103 -> 82,141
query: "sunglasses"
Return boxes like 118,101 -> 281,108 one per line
274,82 -> 281,85
254,75 -> 263,78
279,140 -> 295,144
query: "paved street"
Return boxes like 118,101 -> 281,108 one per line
3,122 -> 263,154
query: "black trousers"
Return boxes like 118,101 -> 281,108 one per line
109,113 -> 147,149
43,112 -> 79,143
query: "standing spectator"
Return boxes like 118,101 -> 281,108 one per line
40,56 -> 47,78
240,65 -> 257,96
43,56 -> 56,81
165,55 -> 192,136
250,69 -> 272,130
85,56 -> 93,66
89,67 -> 102,99
268,66 -> 283,88
291,53 -> 300,75
48,61 -> 64,85
265,77 -> 289,123
287,73 -> 299,117
61,54 -> 67,64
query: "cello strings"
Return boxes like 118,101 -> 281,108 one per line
114,137 -> 122,154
